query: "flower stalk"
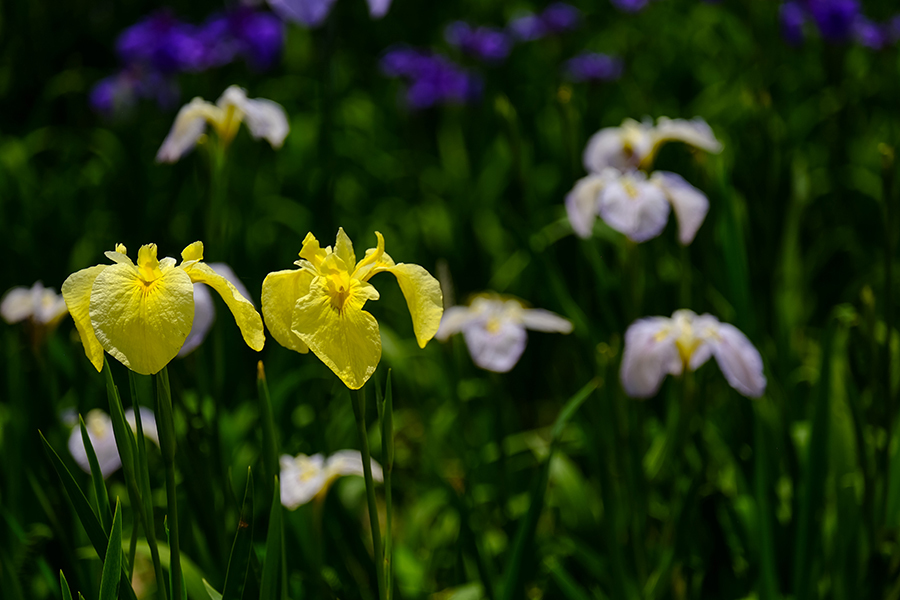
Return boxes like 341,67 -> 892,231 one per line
155,367 -> 183,600
351,386 -> 386,600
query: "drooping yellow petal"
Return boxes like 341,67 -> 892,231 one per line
376,263 -> 444,348
89,264 -> 194,375
183,262 -> 265,352
261,269 -> 314,354
291,278 -> 381,390
61,265 -> 108,372
334,228 -> 356,270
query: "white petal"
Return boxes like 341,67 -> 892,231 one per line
583,120 -> 653,172
436,305 -> 479,340
1,286 -> 35,323
709,323 -> 766,398
652,171 -> 709,245
34,286 -> 68,325
155,98 -> 216,163
67,410 -> 122,479
653,117 -> 722,154
565,174 -> 606,238
518,308 -> 572,333
125,407 -> 160,446
178,283 -> 215,357
325,450 -> 384,482
598,171 -> 670,243
242,98 -> 289,148
463,319 -> 528,373
279,453 -> 328,510
620,317 -> 682,398
365,0 -> 392,18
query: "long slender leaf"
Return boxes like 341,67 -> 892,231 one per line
256,361 -> 280,503
223,468 -> 254,600
103,359 -> 135,477
99,499 -> 123,600
260,475 -> 283,600
79,416 -> 112,531
544,558 -> 593,600
60,571 -> 73,600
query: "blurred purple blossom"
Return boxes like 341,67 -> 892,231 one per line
445,21 -> 512,62
116,11 -> 206,73
890,15 -> 900,43
807,0 -> 860,40
508,3 -> 581,41
610,0 -> 649,13
381,46 -> 482,109
564,52 -> 623,82
780,2 -> 808,45
852,17 -> 887,49
198,7 -> 284,69
266,0 -> 390,27
89,67 -> 179,118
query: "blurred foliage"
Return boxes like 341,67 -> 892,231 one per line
2,0 -> 900,599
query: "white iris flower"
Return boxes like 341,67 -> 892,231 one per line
156,85 -> 289,163
583,116 -> 722,173
67,408 -> 159,479
620,309 -> 766,399
1,282 -> 68,326
436,293 -> 573,373
280,450 -> 383,510
566,168 -> 709,244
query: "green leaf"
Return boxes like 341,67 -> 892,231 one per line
256,361 -> 280,502
260,475 -> 283,600
99,499 -> 123,600
60,571 -> 73,600
103,358 -> 136,477
79,415 -> 112,531
223,468 -> 254,600
544,558 -> 593,600
550,378 -> 600,445
202,579 -> 223,600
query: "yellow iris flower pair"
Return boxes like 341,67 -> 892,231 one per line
62,230 -> 443,389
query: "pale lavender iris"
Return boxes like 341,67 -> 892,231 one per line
267,0 -> 390,28
564,52 -> 623,82
381,46 -> 482,109
445,22 -> 512,62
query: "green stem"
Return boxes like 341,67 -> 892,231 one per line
156,367 -> 183,600
881,144 -> 896,529
351,387 -> 386,600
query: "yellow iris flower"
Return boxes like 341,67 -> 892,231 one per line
262,229 -> 443,389
62,242 -> 265,375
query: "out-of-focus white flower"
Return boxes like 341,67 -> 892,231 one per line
620,309 -> 766,399
156,85 -> 289,163
67,407 -> 159,479
280,450 -> 383,510
566,168 -> 709,244
583,116 -> 722,173
435,293 -> 573,373
1,282 -> 68,326
178,263 -> 253,357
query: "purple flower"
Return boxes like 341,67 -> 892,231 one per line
780,2 -> 808,45
852,16 -> 887,49
89,67 -> 179,118
381,46 -> 481,109
116,11 -> 206,73
564,52 -> 623,82
807,0 -> 860,40
199,8 -> 284,70
611,0 -> 650,13
508,3 -> 580,41
445,21 -> 512,62
266,0 -> 390,28
541,3 -> 581,32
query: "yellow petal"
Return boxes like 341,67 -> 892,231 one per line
261,268 -> 313,354
334,228 -> 356,270
377,263 -> 444,348
298,232 -> 327,268
291,278 -> 381,390
183,262 -> 265,352
61,265 -> 108,372
89,264 -> 194,375
181,241 -> 204,262
354,232 -> 395,281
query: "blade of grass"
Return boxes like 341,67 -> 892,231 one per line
60,571 -> 73,600
381,372 -> 394,600
156,366 -> 183,600
99,499 -> 123,600
79,416 -> 112,532
352,386 -> 386,600
257,361 -> 280,506
223,468 -> 254,600
544,557 -> 593,600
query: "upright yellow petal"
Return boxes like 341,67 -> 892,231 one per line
90,264 -> 194,375
181,241 -> 204,263
183,262 -> 265,352
334,228 -> 356,270
61,265 -> 107,372
298,233 -> 327,268
291,279 -> 381,389
261,269 -> 313,354
377,263 -> 444,348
